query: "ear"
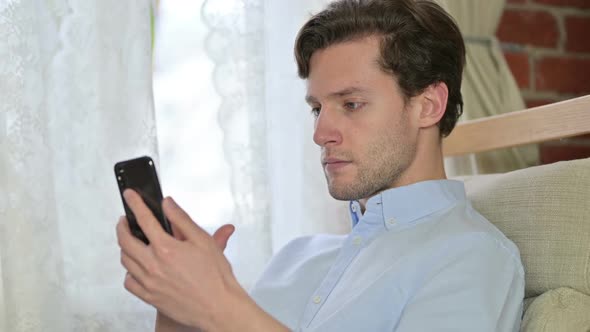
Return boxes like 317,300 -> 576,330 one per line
417,82 -> 448,130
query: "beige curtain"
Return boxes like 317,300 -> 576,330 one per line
438,0 -> 538,175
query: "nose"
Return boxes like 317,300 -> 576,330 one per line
313,106 -> 343,147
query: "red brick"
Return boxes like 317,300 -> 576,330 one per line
565,16 -> 590,53
540,142 -> 590,164
504,52 -> 530,89
497,9 -> 560,48
536,56 -> 590,94
533,0 -> 590,9
570,134 -> 590,141
524,98 -> 558,108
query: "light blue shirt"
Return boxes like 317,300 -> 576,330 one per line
250,180 -> 525,331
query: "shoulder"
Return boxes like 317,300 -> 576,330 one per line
417,202 -> 526,281
442,231 -> 524,278
394,227 -> 525,331
376,200 -> 524,279
456,201 -> 524,277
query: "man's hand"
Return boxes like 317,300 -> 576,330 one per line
116,189 -> 264,330
155,202 -> 235,332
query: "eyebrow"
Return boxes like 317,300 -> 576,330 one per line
305,87 -> 369,104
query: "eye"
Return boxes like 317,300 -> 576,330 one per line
344,101 -> 365,111
310,106 -> 321,117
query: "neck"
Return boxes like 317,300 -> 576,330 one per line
359,127 -> 446,211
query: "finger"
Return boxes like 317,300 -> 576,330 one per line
213,224 -> 235,251
120,250 -> 148,287
169,222 -> 187,241
124,272 -> 153,305
162,197 -> 209,242
116,216 -> 152,263
124,189 -> 165,245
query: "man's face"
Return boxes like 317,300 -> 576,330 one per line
306,36 -> 419,201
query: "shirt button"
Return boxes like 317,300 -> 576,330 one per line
351,205 -> 357,212
352,236 -> 363,246
387,218 -> 397,226
313,295 -> 322,304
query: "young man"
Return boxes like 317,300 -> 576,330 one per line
117,0 -> 524,331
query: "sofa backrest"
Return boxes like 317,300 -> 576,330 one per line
459,158 -> 590,298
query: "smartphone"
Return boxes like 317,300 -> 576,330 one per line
114,156 -> 173,244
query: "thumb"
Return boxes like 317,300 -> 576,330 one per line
213,224 -> 235,251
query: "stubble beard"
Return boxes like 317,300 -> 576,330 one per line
324,129 -> 415,201
326,156 -> 408,201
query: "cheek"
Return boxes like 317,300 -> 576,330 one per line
346,125 -> 372,157
346,109 -> 411,157
368,116 -> 413,155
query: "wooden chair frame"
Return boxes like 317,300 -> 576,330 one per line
443,95 -> 590,157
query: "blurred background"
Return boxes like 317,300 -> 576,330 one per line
496,0 -> 590,163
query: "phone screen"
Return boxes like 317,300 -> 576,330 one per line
114,156 -> 173,244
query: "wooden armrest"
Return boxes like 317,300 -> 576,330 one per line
443,95 -> 590,157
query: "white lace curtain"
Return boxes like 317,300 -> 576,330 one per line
1,0 -> 159,330
198,0 -> 274,289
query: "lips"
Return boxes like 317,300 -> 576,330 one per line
322,158 -> 352,172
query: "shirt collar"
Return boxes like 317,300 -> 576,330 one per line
349,180 -> 466,230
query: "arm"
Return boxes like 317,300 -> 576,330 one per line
395,235 -> 524,332
156,312 -> 198,332
116,190 -> 289,332
154,293 -> 289,332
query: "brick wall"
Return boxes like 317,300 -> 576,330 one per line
496,0 -> 590,164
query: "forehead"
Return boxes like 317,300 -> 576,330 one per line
306,36 -> 397,97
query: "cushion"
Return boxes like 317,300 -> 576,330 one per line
459,158 -> 590,298
521,287 -> 590,332
523,296 -> 536,313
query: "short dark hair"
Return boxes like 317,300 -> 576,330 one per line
294,0 -> 465,137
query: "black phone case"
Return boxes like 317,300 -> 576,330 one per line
114,156 -> 173,244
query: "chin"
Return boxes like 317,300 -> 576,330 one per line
325,173 -> 362,200
327,183 -> 359,201
327,190 -> 353,201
